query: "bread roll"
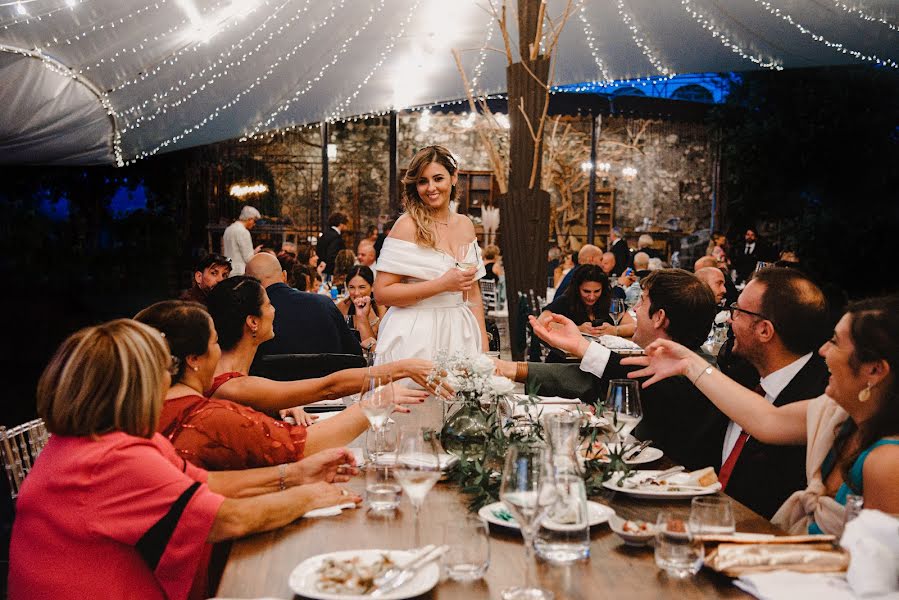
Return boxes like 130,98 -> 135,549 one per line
687,467 -> 718,487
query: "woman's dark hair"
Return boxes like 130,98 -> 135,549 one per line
206,276 -> 265,351
290,264 -> 313,291
346,265 -> 379,315
832,295 -> 899,488
563,265 -> 610,324
297,243 -> 316,266
134,301 -> 212,383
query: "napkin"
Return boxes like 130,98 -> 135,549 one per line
598,335 -> 642,351
303,502 -> 358,519
735,571 -> 860,600
840,510 -> 899,597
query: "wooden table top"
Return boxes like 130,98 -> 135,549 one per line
217,472 -> 781,599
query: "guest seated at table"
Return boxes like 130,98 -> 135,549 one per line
9,319 -> 361,600
331,248 -> 357,294
179,253 -> 231,305
498,269 -> 725,471
555,244 -> 602,297
538,265 -> 635,344
621,295 -> 899,535
553,251 -> 575,288
136,301 -> 426,470
204,276 -> 444,421
337,265 -> 387,352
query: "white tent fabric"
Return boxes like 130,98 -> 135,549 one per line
0,0 -> 896,166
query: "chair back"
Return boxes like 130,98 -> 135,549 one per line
479,279 -> 497,311
251,353 -> 367,382
0,419 -> 50,501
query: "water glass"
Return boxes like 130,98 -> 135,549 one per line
689,497 -> 735,535
603,379 -> 643,442
363,419 -> 398,464
365,462 -> 401,512
535,473 -> 590,564
443,515 -> 490,581
654,512 -> 704,579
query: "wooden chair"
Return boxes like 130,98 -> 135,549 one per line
0,419 -> 50,501
479,279 -> 498,312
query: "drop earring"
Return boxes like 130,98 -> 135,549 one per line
858,382 -> 872,403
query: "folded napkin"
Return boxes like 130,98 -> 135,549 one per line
303,502 -> 358,519
705,543 -> 849,576
841,510 -> 899,598
735,571 -> 860,600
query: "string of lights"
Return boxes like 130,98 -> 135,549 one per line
615,0 -> 673,77
0,0 -> 88,30
576,2 -> 613,85
752,0 -> 897,69
118,0 -> 303,131
37,0 -> 166,49
469,18 -> 495,95
830,0 -> 898,32
129,0 -> 368,161
680,0 -> 782,70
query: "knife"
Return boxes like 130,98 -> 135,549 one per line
370,545 -> 447,597
371,545 -> 434,590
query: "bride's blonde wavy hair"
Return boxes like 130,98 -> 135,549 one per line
401,145 -> 458,249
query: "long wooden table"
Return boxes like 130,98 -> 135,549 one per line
217,473 -> 781,599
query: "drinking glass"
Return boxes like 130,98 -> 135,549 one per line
535,473 -> 590,564
394,427 -> 442,547
689,497 -> 735,535
655,512 -> 704,579
364,419 -> 398,465
602,379 -> 643,444
609,298 -> 626,326
443,514 -> 490,581
754,261 -> 770,273
365,462 -> 401,513
499,445 -> 556,600
456,243 -> 477,304
360,375 -> 394,432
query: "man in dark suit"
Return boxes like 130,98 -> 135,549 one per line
721,267 -> 830,518
245,253 -> 362,363
733,228 -> 775,285
317,212 -> 349,277
497,269 -> 727,471
609,227 -> 632,275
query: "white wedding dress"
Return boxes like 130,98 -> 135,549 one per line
374,237 -> 486,429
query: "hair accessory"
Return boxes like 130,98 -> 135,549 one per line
858,382 -> 872,403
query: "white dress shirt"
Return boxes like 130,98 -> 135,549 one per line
721,352 -> 813,463
222,220 -> 254,276
744,242 -> 756,255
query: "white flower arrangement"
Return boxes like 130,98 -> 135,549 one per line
429,349 -> 515,405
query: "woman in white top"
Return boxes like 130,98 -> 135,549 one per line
374,146 -> 489,426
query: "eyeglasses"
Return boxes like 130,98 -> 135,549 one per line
728,302 -> 773,325
167,355 -> 182,377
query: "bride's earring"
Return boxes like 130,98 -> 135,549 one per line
858,382 -> 872,403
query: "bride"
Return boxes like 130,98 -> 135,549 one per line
374,145 -> 489,427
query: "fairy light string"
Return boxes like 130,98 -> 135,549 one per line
680,0 -> 782,70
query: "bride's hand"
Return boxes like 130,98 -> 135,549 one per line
439,267 -> 477,293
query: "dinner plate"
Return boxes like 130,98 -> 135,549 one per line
288,549 -> 440,600
478,500 -> 614,530
595,446 -> 664,465
603,470 -> 722,499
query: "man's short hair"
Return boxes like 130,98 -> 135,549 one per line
328,212 -> 349,227
239,205 -> 261,220
641,269 -> 716,349
633,252 -> 649,270
195,253 -> 231,274
753,267 -> 829,355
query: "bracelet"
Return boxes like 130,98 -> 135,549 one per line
514,361 -> 528,383
692,365 -> 714,386
278,463 -> 287,491
370,316 -> 380,327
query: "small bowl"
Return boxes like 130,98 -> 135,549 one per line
609,514 -> 656,546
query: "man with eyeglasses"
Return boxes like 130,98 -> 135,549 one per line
721,267 -> 831,518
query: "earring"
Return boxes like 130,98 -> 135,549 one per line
251,328 -> 257,339
858,382 -> 872,403
192,366 -> 199,372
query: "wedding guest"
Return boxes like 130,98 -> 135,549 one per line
356,239 -> 377,274
622,295 -> 899,535
180,253 -> 231,305
318,212 -> 348,276
695,266 -> 727,305
637,234 -> 663,260
733,227 -> 775,285
539,265 -> 635,341
337,265 -> 386,350
553,251 -> 575,288
632,251 -> 651,279
136,301 -> 426,470
482,244 -> 504,281
332,248 -> 357,293
609,227 -> 632,275
222,206 -> 261,276
706,231 -> 730,268
9,319 -> 360,600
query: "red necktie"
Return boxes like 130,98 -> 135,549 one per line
719,383 -> 764,490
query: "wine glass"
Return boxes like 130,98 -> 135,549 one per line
602,379 -> 643,446
394,427 -> 442,547
608,298 -> 626,327
499,445 -> 556,600
455,243 -> 477,304
360,375 -> 394,432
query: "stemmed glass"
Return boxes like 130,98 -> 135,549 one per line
455,243 -> 477,304
394,427 -> 442,547
360,375 -> 394,462
602,379 -> 643,445
499,445 -> 556,600
608,298 -> 626,328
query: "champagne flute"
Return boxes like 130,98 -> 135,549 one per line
499,445 -> 556,600
609,298 -> 626,327
602,379 -> 643,446
455,242 -> 477,304
394,427 -> 442,547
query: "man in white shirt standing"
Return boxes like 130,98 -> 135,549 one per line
222,206 -> 261,276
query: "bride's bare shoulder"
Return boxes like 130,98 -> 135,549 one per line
452,213 -> 477,237
388,215 -> 416,241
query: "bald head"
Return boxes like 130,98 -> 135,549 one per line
600,252 -> 617,275
245,252 -> 285,287
694,256 -> 719,272
577,244 -> 603,265
633,251 -> 649,271
695,267 -> 726,304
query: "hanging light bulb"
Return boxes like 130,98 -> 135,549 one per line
16,2 -> 28,16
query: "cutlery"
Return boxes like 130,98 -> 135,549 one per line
622,466 -> 684,488
623,440 -> 653,461
372,545 -> 434,589
371,545 -> 447,597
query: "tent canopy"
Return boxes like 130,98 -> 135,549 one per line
0,0 -> 896,165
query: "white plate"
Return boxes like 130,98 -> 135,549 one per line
594,446 -> 664,465
478,500 -> 614,530
288,549 -> 440,600
603,470 -> 722,499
